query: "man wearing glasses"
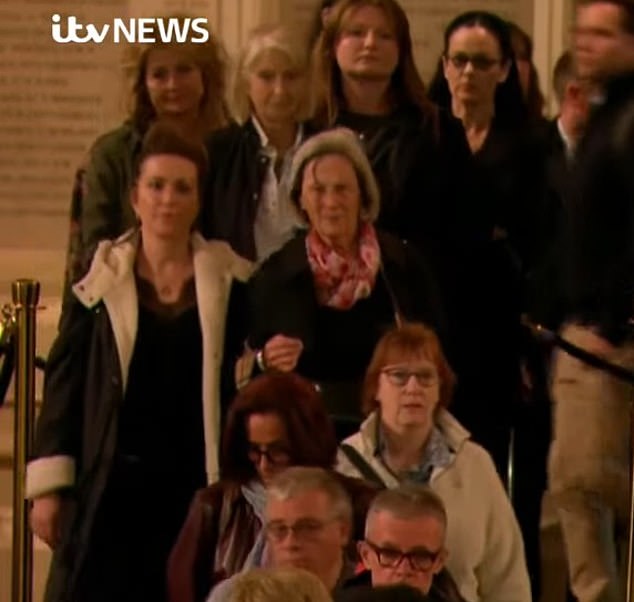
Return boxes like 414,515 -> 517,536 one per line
339,485 -> 464,602
207,466 -> 355,601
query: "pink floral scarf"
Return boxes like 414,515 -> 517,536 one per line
306,223 -> 381,310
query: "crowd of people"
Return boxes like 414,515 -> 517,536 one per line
22,0 -> 634,601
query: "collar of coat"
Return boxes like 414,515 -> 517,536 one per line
72,228 -> 254,483
360,408 -> 471,462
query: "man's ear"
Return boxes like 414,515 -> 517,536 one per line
433,547 -> 448,575
338,519 -> 352,547
357,541 -> 372,568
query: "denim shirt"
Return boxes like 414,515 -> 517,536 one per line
376,423 -> 453,484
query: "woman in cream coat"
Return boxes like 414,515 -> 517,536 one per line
27,124 -> 253,602
336,323 -> 530,602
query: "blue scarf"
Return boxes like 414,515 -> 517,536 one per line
240,480 -> 268,569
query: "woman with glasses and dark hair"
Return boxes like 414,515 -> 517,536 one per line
427,14 -> 552,595
167,372 -> 378,602
336,323 -> 530,602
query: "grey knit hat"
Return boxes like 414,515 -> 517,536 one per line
288,128 -> 381,223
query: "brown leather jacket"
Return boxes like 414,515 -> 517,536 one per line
167,473 -> 380,602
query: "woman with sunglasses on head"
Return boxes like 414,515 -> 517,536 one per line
336,323 -> 530,602
168,372 -> 378,602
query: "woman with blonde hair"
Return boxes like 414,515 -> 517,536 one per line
66,15 -> 230,284
200,24 -> 315,262
311,0 -> 472,277
227,568 -> 332,602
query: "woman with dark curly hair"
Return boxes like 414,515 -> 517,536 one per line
167,372 -> 378,602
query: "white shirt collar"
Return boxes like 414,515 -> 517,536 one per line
250,115 -> 304,153
557,117 -> 576,160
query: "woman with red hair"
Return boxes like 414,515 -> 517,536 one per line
167,372 -> 377,602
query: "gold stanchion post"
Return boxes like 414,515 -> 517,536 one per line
627,398 -> 634,602
11,279 -> 40,602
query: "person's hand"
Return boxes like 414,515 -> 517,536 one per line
263,335 -> 304,372
30,493 -> 63,549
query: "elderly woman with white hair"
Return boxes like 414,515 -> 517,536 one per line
246,128 -> 446,438
200,24 -> 314,262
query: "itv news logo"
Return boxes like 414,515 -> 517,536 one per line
51,14 -> 210,44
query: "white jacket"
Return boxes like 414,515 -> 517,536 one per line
26,230 -> 253,498
336,410 -> 531,602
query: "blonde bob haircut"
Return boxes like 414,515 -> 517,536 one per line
228,568 -> 332,602
122,14 -> 231,135
232,23 -> 311,124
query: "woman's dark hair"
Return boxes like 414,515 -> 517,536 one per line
312,0 -> 438,131
134,122 -> 209,190
427,10 -> 528,127
220,373 -> 338,484
508,21 -> 545,120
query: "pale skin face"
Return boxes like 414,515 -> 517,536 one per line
247,49 -> 305,128
246,412 -> 291,486
131,154 -> 199,242
574,2 -> 634,83
359,510 -> 447,594
266,490 -> 350,588
376,356 -> 441,434
144,48 -> 205,118
443,25 -> 510,110
335,5 -> 399,82
299,153 -> 362,254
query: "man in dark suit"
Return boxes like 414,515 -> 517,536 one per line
547,50 -> 590,204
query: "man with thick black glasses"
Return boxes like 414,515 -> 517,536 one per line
339,485 -> 465,602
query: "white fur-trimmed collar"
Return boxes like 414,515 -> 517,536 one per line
72,229 -> 253,306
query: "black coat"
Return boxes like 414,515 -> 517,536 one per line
334,107 -> 473,279
247,230 -> 446,419
29,235 -> 253,602
563,71 -> 634,343
200,120 -> 317,260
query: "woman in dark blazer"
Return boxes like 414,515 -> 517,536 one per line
200,25 -> 316,262
246,129 -> 446,439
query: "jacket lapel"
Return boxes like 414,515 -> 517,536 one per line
73,234 -> 138,392
192,234 -> 254,482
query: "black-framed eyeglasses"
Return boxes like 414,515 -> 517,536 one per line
246,443 -> 291,466
447,53 -> 501,71
364,539 -> 442,572
381,366 -> 439,388
265,517 -> 337,542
